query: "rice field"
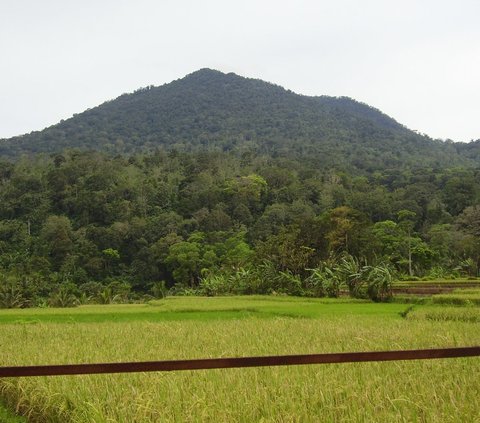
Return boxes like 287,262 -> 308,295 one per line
0,296 -> 479,422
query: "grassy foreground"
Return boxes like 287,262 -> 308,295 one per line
0,401 -> 26,423
0,296 -> 479,422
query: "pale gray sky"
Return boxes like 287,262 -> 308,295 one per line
1,0 -> 479,141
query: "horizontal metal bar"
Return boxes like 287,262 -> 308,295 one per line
0,346 -> 478,378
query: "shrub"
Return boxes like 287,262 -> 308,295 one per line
252,261 -> 282,294
364,264 -> 394,302
96,280 -> 131,304
199,274 -> 230,296
48,284 -> 79,308
168,284 -> 200,296
334,255 -> 365,298
79,282 -> 104,300
150,281 -> 168,299
0,282 -> 26,308
305,266 -> 340,298
427,266 -> 449,279
227,268 -> 255,294
275,270 -> 303,296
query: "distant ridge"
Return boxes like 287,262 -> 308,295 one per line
0,68 -> 477,169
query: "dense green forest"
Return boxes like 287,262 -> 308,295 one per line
0,148 -> 479,306
1,69 -> 479,169
0,69 -> 479,306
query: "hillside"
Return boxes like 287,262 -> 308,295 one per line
0,69 -> 474,170
0,69 -> 480,304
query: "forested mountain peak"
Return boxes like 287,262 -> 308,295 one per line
1,69 -> 480,302
0,69 -> 477,170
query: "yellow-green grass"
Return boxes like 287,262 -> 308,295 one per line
430,291 -> 480,307
406,306 -> 480,323
0,297 -> 479,422
0,296 -> 402,325
398,277 -> 480,282
452,288 -> 480,295
392,281 -> 480,294
394,278 -> 480,286
404,288 -> 480,321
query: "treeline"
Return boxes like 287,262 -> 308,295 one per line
0,149 -> 479,307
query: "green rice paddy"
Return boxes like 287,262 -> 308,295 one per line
0,295 -> 478,422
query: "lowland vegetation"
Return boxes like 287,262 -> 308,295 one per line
0,148 -> 480,309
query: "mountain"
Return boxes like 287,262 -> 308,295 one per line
0,68 -> 476,170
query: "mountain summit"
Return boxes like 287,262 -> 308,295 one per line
0,69 -> 472,169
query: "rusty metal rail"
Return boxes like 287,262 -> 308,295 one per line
0,346 -> 478,378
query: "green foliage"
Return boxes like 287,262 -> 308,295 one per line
334,255 -> 364,298
224,174 -> 267,212
103,281 -> 131,304
0,116 -> 480,305
255,226 -> 315,274
165,240 -> 204,286
223,268 -> 257,295
454,258 -> 478,277
48,284 -> 79,308
199,274 -> 230,297
0,278 -> 26,308
2,69 -> 473,173
0,274 -> 53,308
273,270 -> 303,296
39,216 -> 74,270
305,266 -> 341,298
167,285 -> 199,296
305,256 -> 394,301
102,248 -> 120,260
426,266 -> 446,279
150,281 -> 168,299
363,264 -> 394,302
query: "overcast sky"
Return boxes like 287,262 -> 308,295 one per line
1,0 -> 479,141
